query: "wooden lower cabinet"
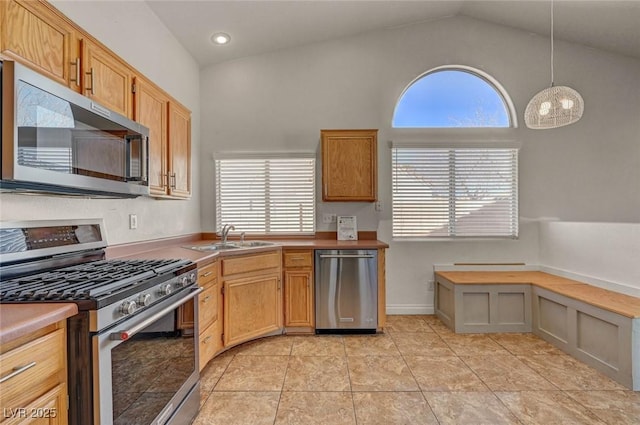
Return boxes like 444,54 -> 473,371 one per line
222,250 -> 283,347
223,272 -> 282,347
283,249 -> 314,331
0,322 -> 68,425
194,261 -> 222,371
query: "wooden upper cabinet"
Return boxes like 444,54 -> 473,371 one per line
1,0 -> 78,88
321,129 -> 378,202
2,0 -> 193,199
134,77 -> 169,196
168,102 -> 192,198
81,37 -> 134,118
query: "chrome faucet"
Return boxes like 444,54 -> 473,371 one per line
220,224 -> 235,244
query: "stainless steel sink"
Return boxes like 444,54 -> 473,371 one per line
184,243 -> 241,252
184,240 -> 276,252
237,241 -> 276,247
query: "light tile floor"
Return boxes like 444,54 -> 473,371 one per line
194,315 -> 639,425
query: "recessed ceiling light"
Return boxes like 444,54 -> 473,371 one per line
211,32 -> 231,45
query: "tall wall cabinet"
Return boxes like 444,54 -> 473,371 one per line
0,0 -> 191,199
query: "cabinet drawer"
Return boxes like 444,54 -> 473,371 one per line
0,328 -> 65,409
199,323 -> 219,372
221,251 -> 281,276
283,250 -> 313,268
199,282 -> 218,331
198,261 -> 218,285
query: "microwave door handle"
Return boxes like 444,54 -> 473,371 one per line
110,287 -> 203,341
142,135 -> 148,182
124,136 -> 131,180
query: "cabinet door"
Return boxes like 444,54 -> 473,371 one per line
284,270 -> 314,328
321,129 -> 377,202
1,0 -> 78,88
81,38 -> 133,118
167,102 -> 191,198
134,77 -> 169,196
223,273 -> 282,346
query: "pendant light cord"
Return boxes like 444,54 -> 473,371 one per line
550,0 -> 554,87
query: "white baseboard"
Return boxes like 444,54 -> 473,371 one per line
386,304 -> 434,315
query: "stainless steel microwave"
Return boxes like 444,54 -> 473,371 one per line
1,61 -> 149,197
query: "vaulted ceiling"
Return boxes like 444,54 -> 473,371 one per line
146,1 -> 640,66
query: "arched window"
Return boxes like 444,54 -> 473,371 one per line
392,67 -> 514,128
391,66 -> 519,239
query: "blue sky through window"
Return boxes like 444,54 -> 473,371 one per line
393,70 -> 510,128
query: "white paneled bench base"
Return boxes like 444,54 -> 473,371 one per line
434,271 -> 640,391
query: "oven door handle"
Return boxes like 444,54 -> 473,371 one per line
111,287 -> 203,341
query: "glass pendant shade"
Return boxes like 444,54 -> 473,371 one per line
524,85 -> 584,129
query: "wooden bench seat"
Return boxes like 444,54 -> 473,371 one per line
436,271 -> 640,318
434,270 -> 640,390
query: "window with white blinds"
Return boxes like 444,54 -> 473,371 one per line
215,154 -> 316,234
392,147 -> 518,239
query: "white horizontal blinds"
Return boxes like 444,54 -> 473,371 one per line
215,156 -> 315,234
17,147 -> 72,173
392,147 -> 518,238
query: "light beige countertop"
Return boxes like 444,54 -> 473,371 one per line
0,303 -> 78,345
436,271 -> 640,319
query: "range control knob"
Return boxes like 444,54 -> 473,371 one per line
137,293 -> 152,307
120,300 -> 137,315
189,272 -> 197,283
180,276 -> 189,287
159,283 -> 173,296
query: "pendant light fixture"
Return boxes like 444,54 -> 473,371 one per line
524,0 -> 584,129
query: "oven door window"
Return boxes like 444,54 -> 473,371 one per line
16,80 -> 144,182
110,309 -> 195,425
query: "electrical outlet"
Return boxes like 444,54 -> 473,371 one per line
129,214 -> 138,229
374,201 -> 382,212
322,213 -> 337,224
427,280 -> 434,291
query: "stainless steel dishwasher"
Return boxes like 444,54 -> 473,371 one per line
315,249 -> 378,333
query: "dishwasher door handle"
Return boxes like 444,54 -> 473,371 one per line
319,254 -> 374,259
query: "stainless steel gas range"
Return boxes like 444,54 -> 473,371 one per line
0,220 -> 201,425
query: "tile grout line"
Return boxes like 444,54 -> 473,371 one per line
387,319 -> 443,424
271,339 -> 294,425
440,333 -> 529,423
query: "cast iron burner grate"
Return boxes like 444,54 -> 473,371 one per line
0,258 -> 191,306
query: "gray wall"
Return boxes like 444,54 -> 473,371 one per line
200,16 -> 640,312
